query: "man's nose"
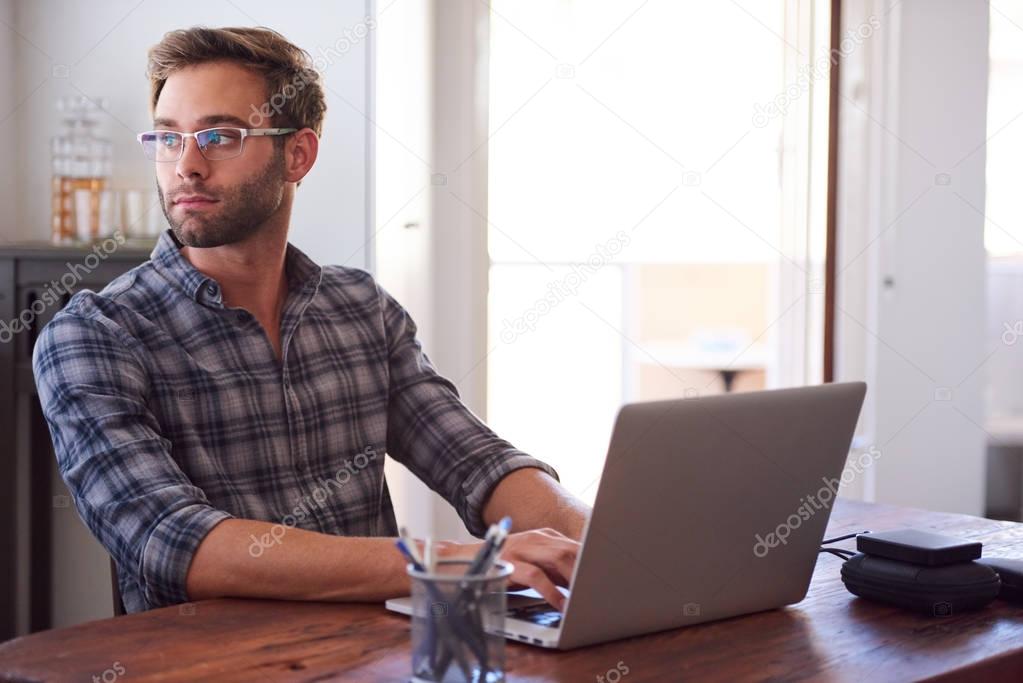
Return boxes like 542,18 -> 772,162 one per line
175,136 -> 210,180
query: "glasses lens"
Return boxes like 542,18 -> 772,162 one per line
196,128 -> 244,160
140,131 -> 183,162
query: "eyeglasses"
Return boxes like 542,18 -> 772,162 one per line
136,127 -> 297,162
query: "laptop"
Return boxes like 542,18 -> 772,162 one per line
386,382 -> 867,649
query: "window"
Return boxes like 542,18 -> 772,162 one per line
485,1 -> 832,502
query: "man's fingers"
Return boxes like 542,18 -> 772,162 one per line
534,527 -> 568,539
509,533 -> 579,587
512,562 -> 565,611
516,550 -> 575,587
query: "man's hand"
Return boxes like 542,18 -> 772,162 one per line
439,528 -> 580,611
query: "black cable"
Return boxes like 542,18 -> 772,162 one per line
821,530 -> 871,545
819,531 -> 869,562
819,547 -> 856,561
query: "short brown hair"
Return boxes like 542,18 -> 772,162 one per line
147,26 -> 326,137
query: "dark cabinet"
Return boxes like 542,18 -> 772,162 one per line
0,241 -> 153,639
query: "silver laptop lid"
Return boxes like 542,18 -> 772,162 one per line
557,382 -> 866,649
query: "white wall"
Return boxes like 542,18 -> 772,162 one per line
373,0 -> 443,541
2,0 -> 374,629
424,0 -> 493,541
0,0 -> 15,240
836,0 -> 989,515
374,0 -> 492,543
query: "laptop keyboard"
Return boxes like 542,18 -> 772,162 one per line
507,602 -> 562,628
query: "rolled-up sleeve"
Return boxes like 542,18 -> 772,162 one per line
378,285 -> 560,537
32,312 -> 232,610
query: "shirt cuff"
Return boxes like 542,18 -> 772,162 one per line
140,503 -> 234,609
460,450 -> 561,538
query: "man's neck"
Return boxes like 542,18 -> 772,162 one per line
181,222 -> 290,334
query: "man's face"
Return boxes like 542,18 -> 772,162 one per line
152,60 -> 287,248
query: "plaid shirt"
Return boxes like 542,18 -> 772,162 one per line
33,229 -> 558,613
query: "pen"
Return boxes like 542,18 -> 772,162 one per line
431,517 -> 513,677
476,517 -> 512,576
466,516 -> 512,576
395,537 -> 423,571
453,516 -> 512,677
395,539 -> 479,679
394,538 -> 438,675
398,526 -> 424,566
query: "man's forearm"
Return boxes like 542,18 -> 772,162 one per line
185,519 -> 414,602
483,468 -> 591,540
184,487 -> 586,609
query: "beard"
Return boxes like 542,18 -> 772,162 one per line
159,150 -> 286,248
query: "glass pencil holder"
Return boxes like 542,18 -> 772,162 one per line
407,559 -> 513,683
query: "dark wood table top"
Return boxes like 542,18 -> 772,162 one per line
2,499 -> 1023,682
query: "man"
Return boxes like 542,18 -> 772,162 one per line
33,26 -> 588,614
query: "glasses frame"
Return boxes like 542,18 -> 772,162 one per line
136,127 -> 298,162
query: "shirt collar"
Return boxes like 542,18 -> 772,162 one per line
150,228 -> 323,307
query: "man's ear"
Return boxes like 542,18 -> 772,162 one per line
284,128 -> 319,186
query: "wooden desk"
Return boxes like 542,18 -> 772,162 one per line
2,499 -> 1022,682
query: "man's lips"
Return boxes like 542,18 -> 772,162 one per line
173,195 -> 219,209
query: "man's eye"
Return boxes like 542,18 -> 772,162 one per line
160,134 -> 178,147
206,130 -> 238,146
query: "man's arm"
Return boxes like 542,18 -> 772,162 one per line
376,283 -> 568,539
185,520 -> 412,602
483,468 -> 590,541
184,514 -> 578,610
472,468 -> 591,610
36,302 -> 579,610
33,311 -> 234,610
376,284 -> 587,608
33,311 -> 425,608
184,461 -> 590,611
